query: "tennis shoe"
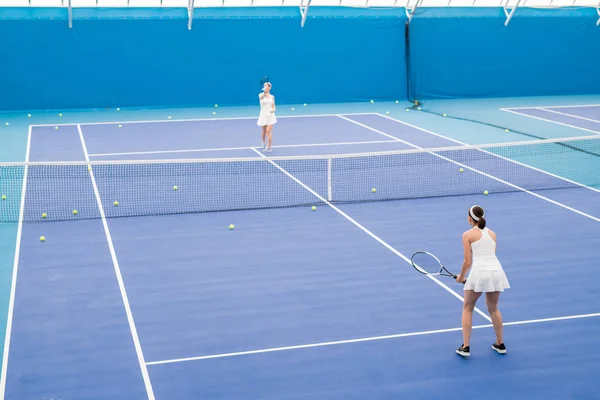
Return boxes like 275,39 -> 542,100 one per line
492,343 -> 507,354
265,148 -> 272,153
456,344 -> 470,357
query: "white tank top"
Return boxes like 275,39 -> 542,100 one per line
259,94 -> 275,116
471,228 -> 502,271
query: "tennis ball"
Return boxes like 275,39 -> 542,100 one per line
168,116 -> 172,119
405,108 -> 410,112
118,124 -> 122,128
395,100 -> 399,104
55,126 -> 58,130
386,111 -> 390,115
73,210 -> 78,215
372,188 -> 377,193
443,113 -> 447,117
1,195 -> 6,200
370,100 -> 374,103
459,168 -> 464,173
42,213 -> 47,218
5,122 -> 9,126
484,190 -> 489,195
59,113 -> 63,117
505,129 -> 509,133
303,103 -> 307,107
117,108 -> 121,111
214,104 -> 218,108
311,206 -> 316,211
173,185 -> 178,190
229,224 -> 234,230
114,201 -> 119,206
27,114 -> 31,117
417,107 -> 421,111
88,166 -> 91,172
40,236 -> 45,242
291,107 -> 295,111
212,112 -> 216,115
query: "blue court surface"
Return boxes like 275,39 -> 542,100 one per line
2,108 -> 600,399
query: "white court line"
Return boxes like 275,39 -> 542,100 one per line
372,113 -> 600,194
88,139 -> 399,158
249,147 -> 491,320
500,108 -> 600,136
146,311 -> 600,366
505,104 -> 600,110
0,126 -> 32,398
77,125 -> 156,400
31,112 -> 377,128
341,115 -> 600,222
540,107 -> 600,124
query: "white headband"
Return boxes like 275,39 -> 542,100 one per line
263,82 -> 272,89
469,205 -> 483,222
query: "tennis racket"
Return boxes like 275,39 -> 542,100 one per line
260,76 -> 270,90
411,251 -> 465,283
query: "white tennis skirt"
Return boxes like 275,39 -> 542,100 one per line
464,268 -> 510,293
257,114 -> 277,126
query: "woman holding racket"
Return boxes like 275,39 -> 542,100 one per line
456,205 -> 510,357
257,82 -> 277,152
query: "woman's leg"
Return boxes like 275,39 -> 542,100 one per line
266,125 -> 273,149
486,291 -> 504,345
261,126 -> 267,146
462,290 -> 482,347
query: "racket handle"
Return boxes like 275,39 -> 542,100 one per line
452,275 -> 467,284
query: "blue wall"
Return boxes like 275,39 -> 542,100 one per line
0,7 -> 407,111
408,7 -> 600,100
1,6 -> 599,111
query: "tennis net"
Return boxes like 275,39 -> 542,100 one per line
1,134 -> 599,223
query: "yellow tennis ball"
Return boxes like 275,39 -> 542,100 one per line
55,126 -> 58,130
417,107 -> 421,111
386,111 -> 390,114
73,210 -> 78,215
42,213 -> 47,218
114,201 -> 119,206
88,166 -> 91,172
117,108 -> 121,111
395,100 -> 399,104
484,190 -> 489,195
5,122 -> 9,126
505,129 -> 509,133
173,185 -> 178,190
311,206 -> 316,211
59,113 -> 63,117
372,188 -> 377,193
229,224 -> 234,230
27,114 -> 31,117
443,113 -> 447,117
303,103 -> 307,107
118,124 -> 122,128
459,168 -> 464,172
291,107 -> 295,111
168,116 -> 172,119
40,236 -> 45,242
370,100 -> 374,103
405,108 -> 410,112
1,195 -> 5,200
214,104 -> 218,108
212,112 -> 216,115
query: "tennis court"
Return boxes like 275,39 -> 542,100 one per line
0,106 -> 599,399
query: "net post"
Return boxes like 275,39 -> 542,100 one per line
503,0 -> 523,27
187,0 -> 195,30
327,157 -> 332,202
68,0 -> 72,29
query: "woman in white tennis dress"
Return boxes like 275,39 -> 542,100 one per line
456,205 -> 510,358
257,82 -> 277,152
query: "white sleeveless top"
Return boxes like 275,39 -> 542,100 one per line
471,228 -> 502,271
259,94 -> 275,116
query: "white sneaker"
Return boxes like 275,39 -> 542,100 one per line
264,148 -> 272,153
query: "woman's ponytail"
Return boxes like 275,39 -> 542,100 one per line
477,216 -> 486,229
